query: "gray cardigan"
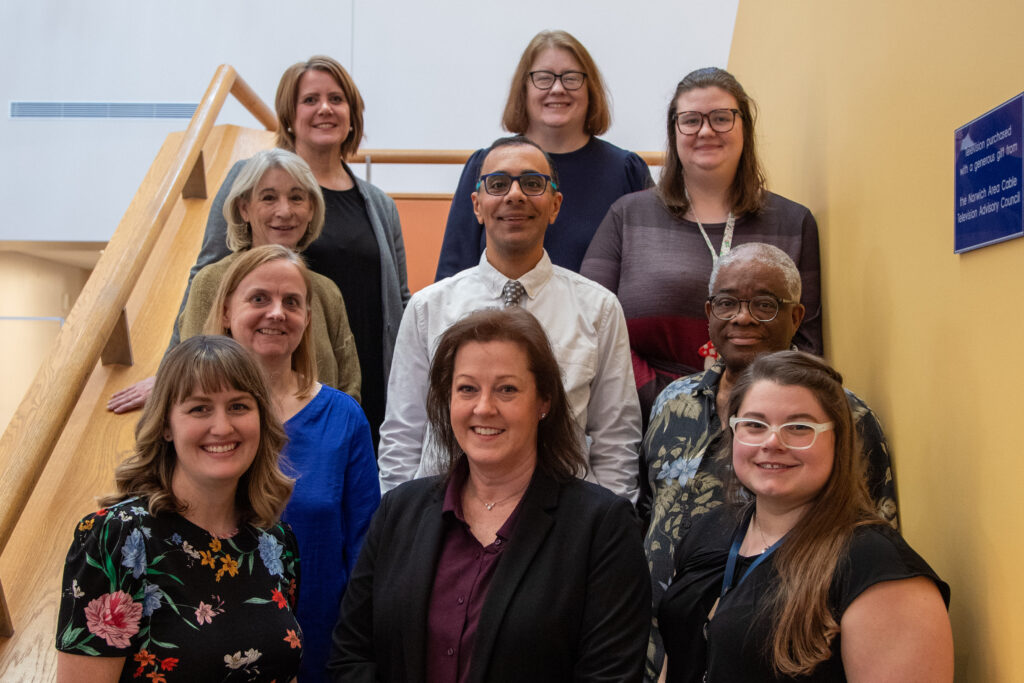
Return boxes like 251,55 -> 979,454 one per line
170,159 -> 410,386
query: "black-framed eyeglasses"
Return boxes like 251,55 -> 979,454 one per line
528,70 -> 587,91
674,108 -> 741,135
707,294 -> 797,322
476,172 -> 557,196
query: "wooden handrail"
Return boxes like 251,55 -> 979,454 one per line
349,148 -> 664,166
0,64 -> 275,636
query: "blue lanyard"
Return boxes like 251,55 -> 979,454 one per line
720,507 -> 785,599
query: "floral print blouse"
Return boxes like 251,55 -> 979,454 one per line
56,497 -> 302,682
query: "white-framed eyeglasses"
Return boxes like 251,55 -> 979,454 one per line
728,416 -> 834,450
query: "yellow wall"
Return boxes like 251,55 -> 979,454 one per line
0,252 -> 90,433
729,1 -> 1023,679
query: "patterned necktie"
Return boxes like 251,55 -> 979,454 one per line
502,279 -> 526,307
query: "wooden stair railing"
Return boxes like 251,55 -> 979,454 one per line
0,64 -> 276,637
0,55 -> 665,640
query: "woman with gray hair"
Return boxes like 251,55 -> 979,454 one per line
109,148 -> 361,406
111,56 -> 409,452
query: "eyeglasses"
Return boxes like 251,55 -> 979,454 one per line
476,172 -> 557,196
729,417 -> 834,450
528,70 -> 587,91
707,294 -> 797,323
674,108 -> 741,135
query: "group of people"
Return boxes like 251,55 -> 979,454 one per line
57,28 -> 952,683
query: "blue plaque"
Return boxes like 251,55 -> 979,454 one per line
954,94 -> 1024,252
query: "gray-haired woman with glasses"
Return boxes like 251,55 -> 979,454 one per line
435,29 -> 651,279
581,67 -> 823,427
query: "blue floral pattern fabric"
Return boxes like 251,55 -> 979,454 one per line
641,362 -> 898,681
56,497 -> 303,681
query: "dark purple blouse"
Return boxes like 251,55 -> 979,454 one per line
425,462 -> 523,683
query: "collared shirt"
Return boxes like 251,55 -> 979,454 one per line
426,461 -> 521,683
641,361 -> 899,679
378,250 -> 642,501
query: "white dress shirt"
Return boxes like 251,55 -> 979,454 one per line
378,251 -> 641,501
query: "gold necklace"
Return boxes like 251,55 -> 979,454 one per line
752,512 -> 772,552
472,483 -> 529,511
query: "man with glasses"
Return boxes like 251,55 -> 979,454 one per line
642,242 -> 897,681
378,135 -> 642,501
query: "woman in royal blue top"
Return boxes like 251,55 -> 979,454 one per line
435,30 -> 651,279
206,244 -> 380,682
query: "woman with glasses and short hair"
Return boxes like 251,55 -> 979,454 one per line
435,29 -> 651,279
658,350 -> 952,683
581,67 -> 823,427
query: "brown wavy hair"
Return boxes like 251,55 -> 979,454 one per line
722,350 -> 884,676
203,244 -> 317,400
657,67 -> 766,219
426,307 -> 585,482
275,55 -> 366,159
501,30 -> 611,136
101,336 -> 293,527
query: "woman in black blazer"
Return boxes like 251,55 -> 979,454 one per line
329,307 -> 650,682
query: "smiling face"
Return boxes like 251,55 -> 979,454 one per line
471,143 -> 562,271
674,86 -> 744,182
166,387 -> 260,501
524,47 -> 589,138
292,69 -> 351,156
707,258 -> 805,376
732,380 -> 834,512
450,340 -> 550,476
238,167 -> 314,249
221,260 -> 310,363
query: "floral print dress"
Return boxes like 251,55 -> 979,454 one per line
56,497 -> 302,682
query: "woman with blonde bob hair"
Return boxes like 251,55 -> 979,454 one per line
435,30 -> 650,278
56,335 -> 303,681
657,351 -> 952,682
208,244 -> 381,682
331,307 -> 650,682
582,67 -> 823,425
111,56 -> 409,454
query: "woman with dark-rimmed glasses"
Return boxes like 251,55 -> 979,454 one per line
581,67 -> 823,427
435,30 -> 651,279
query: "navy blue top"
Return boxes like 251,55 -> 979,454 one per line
283,385 -> 381,682
434,137 -> 651,279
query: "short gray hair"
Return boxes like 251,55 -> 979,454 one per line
223,149 -> 325,252
708,242 -> 802,300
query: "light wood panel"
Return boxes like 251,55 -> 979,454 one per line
0,124 -> 273,679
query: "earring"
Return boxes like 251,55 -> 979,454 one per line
540,412 -> 547,419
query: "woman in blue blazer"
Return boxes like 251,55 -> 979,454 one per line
329,307 -> 650,682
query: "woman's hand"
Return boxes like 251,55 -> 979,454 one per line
841,575 -> 953,682
107,376 -> 155,413
57,652 -> 126,682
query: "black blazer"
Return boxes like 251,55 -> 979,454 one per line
329,468 -> 651,682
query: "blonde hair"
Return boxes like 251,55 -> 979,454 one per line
501,30 -> 611,136
204,245 -> 317,399
101,336 -> 293,527
223,149 -> 326,252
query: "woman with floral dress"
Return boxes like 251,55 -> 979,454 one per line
56,335 -> 302,682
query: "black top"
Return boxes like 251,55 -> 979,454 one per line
659,505 -> 949,683
56,497 -> 302,681
313,187 -> 385,449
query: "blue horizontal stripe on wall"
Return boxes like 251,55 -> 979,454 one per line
10,102 -> 197,119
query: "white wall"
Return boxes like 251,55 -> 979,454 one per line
0,0 -> 738,242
